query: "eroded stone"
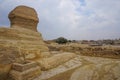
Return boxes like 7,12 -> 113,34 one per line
8,6 -> 39,32
0,5 -> 49,80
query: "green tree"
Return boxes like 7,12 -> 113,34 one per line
55,37 -> 68,44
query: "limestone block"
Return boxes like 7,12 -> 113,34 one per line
9,62 -> 41,80
12,62 -> 38,72
10,66 -> 41,80
37,52 -> 77,70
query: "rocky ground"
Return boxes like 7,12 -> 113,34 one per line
70,55 -> 120,80
34,52 -> 120,80
47,43 -> 120,59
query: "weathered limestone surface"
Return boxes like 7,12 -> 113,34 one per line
0,5 -> 77,80
0,6 -> 49,80
37,52 -> 76,70
12,61 -> 38,72
0,46 -> 21,80
70,56 -> 120,80
0,5 -> 49,61
34,56 -> 81,80
9,62 -> 41,80
34,55 -> 120,80
9,6 -> 39,32
10,66 -> 40,80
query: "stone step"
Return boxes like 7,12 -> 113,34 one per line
9,66 -> 41,80
12,62 -> 37,72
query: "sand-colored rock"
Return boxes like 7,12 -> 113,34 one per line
0,27 -> 49,60
10,66 -> 40,80
47,43 -> 120,59
9,6 -> 39,32
34,56 -> 81,80
70,56 -> 120,80
0,46 -> 21,80
37,52 -> 76,70
9,62 -> 41,80
0,5 -> 49,80
0,5 -> 49,60
34,55 -> 120,80
0,5 -> 77,80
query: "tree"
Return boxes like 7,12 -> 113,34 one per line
55,37 -> 68,44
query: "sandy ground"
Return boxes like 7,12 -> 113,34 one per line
34,54 -> 120,80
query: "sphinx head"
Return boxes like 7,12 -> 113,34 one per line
8,5 -> 39,32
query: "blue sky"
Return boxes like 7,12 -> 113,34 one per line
0,0 -> 120,40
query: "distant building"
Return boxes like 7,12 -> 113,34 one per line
114,40 -> 120,45
81,40 -> 89,44
89,43 -> 102,46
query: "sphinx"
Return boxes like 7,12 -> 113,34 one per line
0,5 -> 76,80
